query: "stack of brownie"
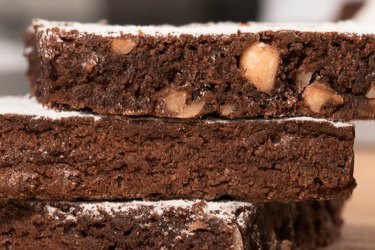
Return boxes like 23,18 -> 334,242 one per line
1,18 -> 373,249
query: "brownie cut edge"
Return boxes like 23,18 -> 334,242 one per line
24,19 -> 375,120
0,96 -> 356,202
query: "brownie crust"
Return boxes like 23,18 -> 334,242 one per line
0,199 -> 344,250
0,100 -> 355,202
25,20 -> 375,120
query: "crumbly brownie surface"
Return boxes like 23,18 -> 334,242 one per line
0,96 -> 355,202
25,19 -> 375,120
0,199 -> 344,250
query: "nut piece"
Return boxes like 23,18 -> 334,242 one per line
366,83 -> 375,99
165,89 -> 204,118
280,240 -> 293,250
220,104 -> 235,116
165,90 -> 187,114
295,70 -> 313,92
330,94 -> 344,105
240,42 -> 280,94
181,102 -> 205,118
187,220 -> 209,233
111,38 -> 137,54
303,81 -> 344,113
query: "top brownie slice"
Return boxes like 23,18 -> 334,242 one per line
25,19 -> 375,120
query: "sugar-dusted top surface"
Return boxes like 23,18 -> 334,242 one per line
0,95 -> 352,127
0,95 -> 99,120
73,200 -> 252,216
45,200 -> 254,228
33,18 -> 375,37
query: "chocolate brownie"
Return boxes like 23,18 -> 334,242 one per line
25,19 -> 375,120
0,96 -> 355,202
0,199 -> 344,250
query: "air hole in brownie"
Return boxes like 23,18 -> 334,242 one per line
54,103 -> 95,115
4,241 -> 12,250
191,89 -> 202,100
216,195 -> 236,201
332,41 -> 340,48
134,87 -> 141,98
166,68 -> 181,82
115,176 -> 125,188
63,224 -> 76,234
224,83 -> 231,93
80,231 -> 88,237
154,85 -> 163,92
188,45 -> 197,51
79,107 -> 94,114
199,113 -> 221,119
148,193 -> 162,200
92,223 -> 106,229
314,177 -> 323,186
49,63 -> 59,81
310,71 -> 321,84
270,135 -> 281,144
207,83 -> 216,92
117,152 -> 125,157
235,55 -> 241,68
123,228 -> 132,237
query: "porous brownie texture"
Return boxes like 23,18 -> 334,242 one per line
0,199 -> 344,250
0,96 -> 355,202
25,19 -> 375,120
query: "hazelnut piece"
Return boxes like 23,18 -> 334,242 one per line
164,89 -> 204,118
240,42 -> 280,94
111,38 -> 137,54
187,220 -> 209,233
295,70 -> 313,91
280,240 -> 293,250
303,82 -> 344,113
220,104 -> 235,116
366,83 -> 375,99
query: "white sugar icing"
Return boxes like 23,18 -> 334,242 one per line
0,95 -> 100,120
32,18 -> 375,38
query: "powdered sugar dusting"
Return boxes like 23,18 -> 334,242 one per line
45,200 -> 254,227
79,200 -> 252,217
32,18 -> 375,38
0,95 -> 100,120
46,205 -> 76,222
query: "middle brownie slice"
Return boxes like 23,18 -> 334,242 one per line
0,96 -> 355,202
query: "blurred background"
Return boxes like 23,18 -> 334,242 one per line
0,0 -> 373,147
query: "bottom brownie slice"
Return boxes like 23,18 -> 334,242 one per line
0,199 -> 344,250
